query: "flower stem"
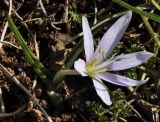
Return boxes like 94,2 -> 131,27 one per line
50,70 -> 79,111
52,70 -> 79,90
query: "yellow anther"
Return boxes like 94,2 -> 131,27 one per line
99,47 -> 108,60
86,59 -> 109,77
86,60 -> 99,77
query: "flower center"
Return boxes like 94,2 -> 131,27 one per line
86,60 -> 98,77
86,60 -> 108,77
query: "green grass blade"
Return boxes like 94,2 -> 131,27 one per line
7,16 -> 52,87
112,0 -> 160,23
150,0 -> 160,11
65,39 -> 83,69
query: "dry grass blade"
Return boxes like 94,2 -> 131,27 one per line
0,0 -> 12,48
0,63 -> 53,122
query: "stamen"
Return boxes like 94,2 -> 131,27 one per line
86,59 -> 101,77
94,54 -> 117,71
95,68 -> 108,74
86,59 -> 110,77
99,47 -> 107,60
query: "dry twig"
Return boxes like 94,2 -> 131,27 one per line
0,0 -> 12,48
0,63 -> 53,122
0,104 -> 26,118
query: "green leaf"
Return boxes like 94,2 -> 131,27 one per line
7,16 -> 52,88
112,0 -> 160,23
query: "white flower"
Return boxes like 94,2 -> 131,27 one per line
74,12 -> 153,105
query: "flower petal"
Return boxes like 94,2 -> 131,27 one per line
74,58 -> 87,76
82,16 -> 94,61
97,72 -> 148,86
96,51 -> 153,71
92,78 -> 112,105
93,12 -> 132,61
107,51 -> 153,71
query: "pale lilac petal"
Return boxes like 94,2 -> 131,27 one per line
96,51 -> 153,71
93,12 -> 132,61
92,77 -> 112,105
74,58 -> 87,76
82,16 -> 94,61
97,72 -> 148,86
107,51 -> 153,71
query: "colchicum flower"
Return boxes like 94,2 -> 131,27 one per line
74,12 -> 153,105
